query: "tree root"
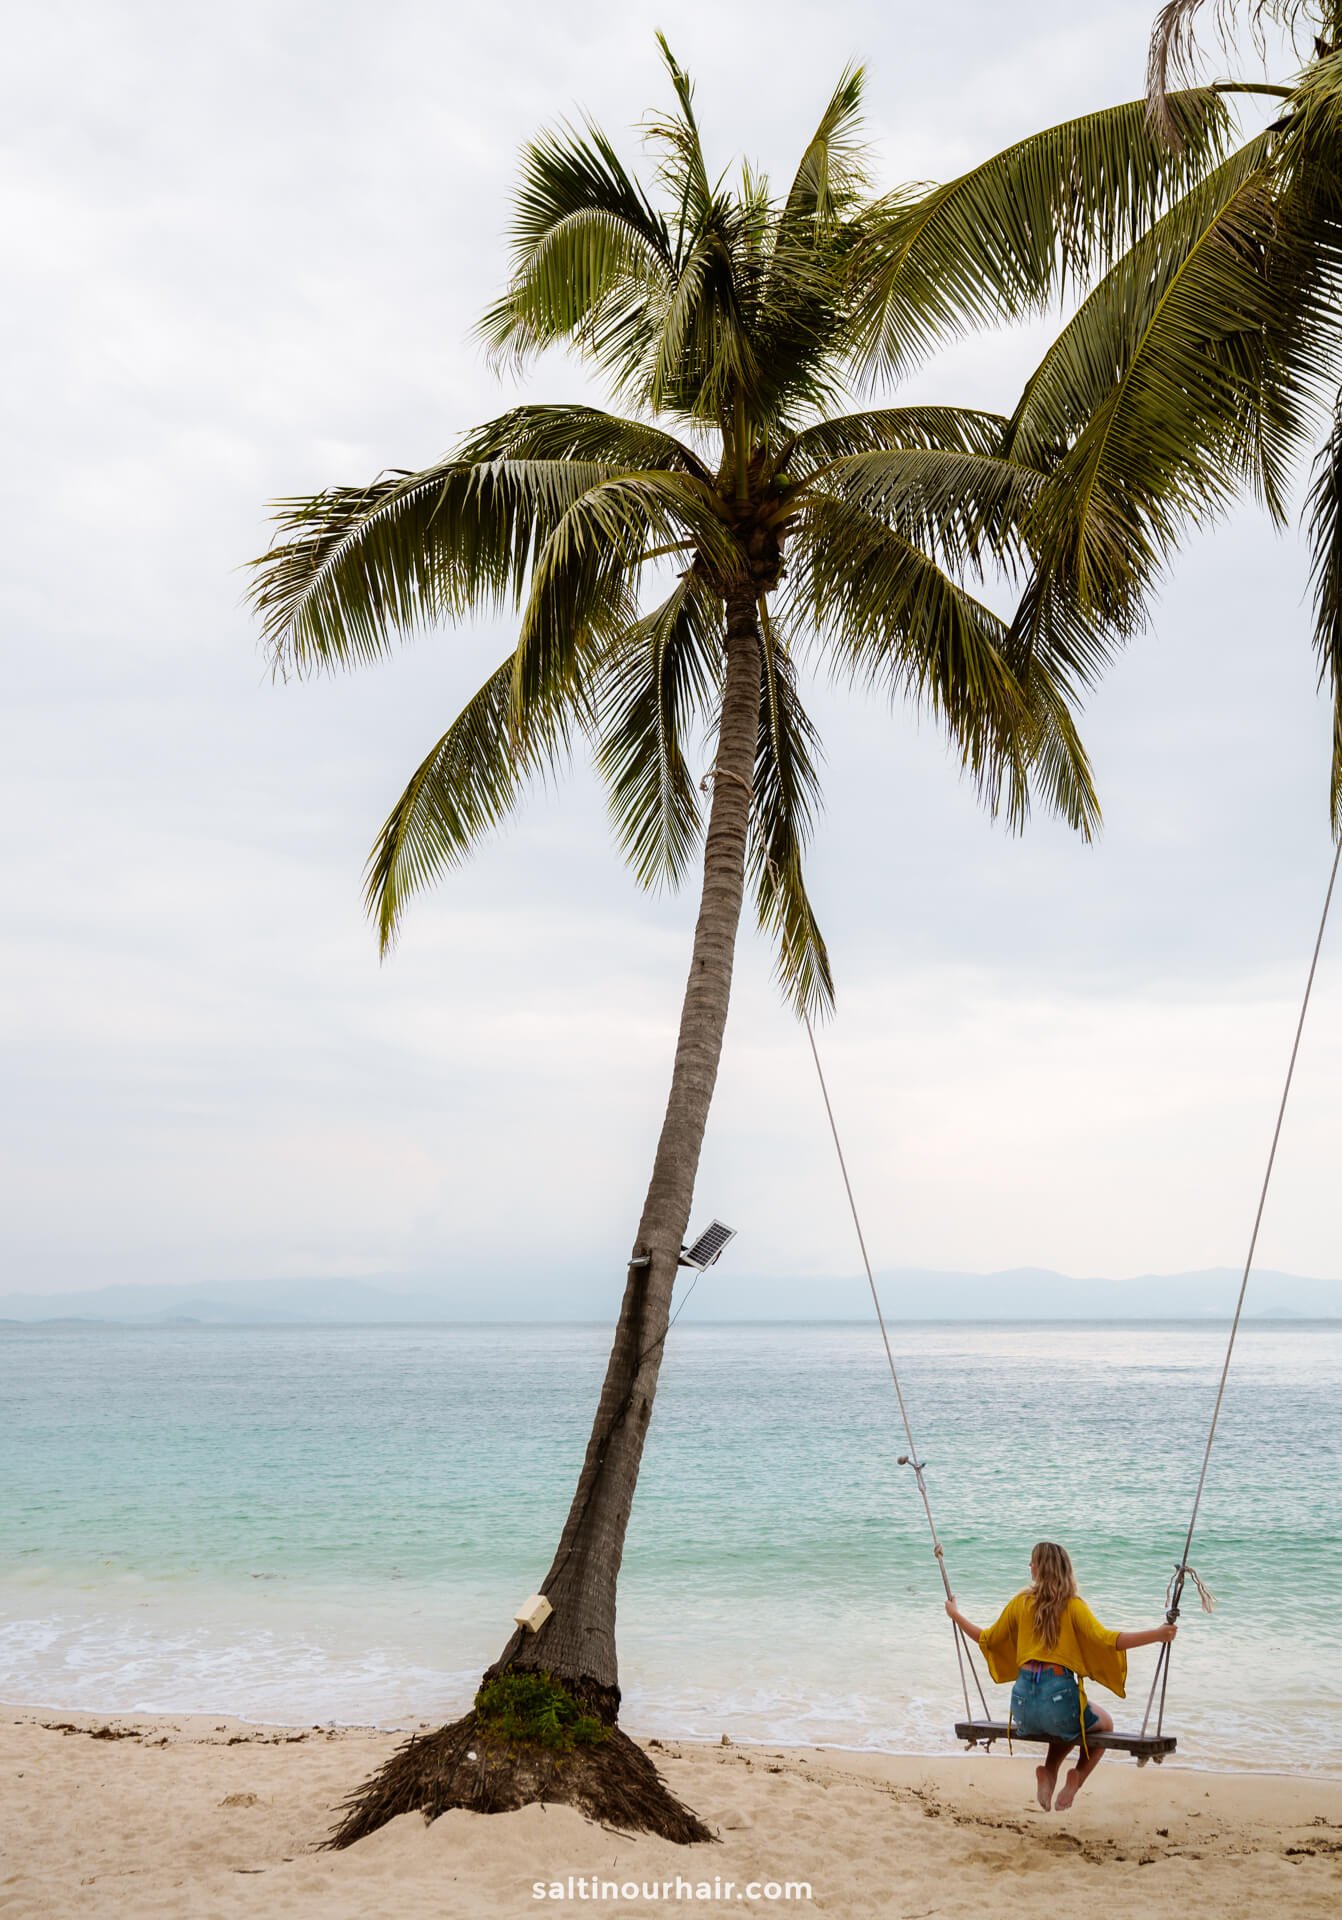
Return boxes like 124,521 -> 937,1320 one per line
327,1709 -> 715,1848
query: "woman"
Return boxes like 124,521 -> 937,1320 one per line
945,1541 -> 1178,1810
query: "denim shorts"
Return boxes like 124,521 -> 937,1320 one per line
1010,1665 -> 1099,1741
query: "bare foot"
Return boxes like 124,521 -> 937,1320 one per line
1035,1764 -> 1056,1811
1054,1768 -> 1082,1811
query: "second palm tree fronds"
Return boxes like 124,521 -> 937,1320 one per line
1008,1 -> 1342,825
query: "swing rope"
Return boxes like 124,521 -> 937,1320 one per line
714,758 -> 1339,1743
708,766 -> 990,1717
798,991 -> 990,1721
1141,833 -> 1342,1736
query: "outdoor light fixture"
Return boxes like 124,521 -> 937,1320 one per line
627,1220 -> 736,1271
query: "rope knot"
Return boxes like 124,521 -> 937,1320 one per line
699,767 -> 754,802
1168,1562 -> 1216,1616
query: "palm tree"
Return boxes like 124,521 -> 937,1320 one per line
247,43 -> 1228,1843
995,1 -> 1342,825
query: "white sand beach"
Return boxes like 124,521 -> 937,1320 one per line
4,1704 -> 1339,1919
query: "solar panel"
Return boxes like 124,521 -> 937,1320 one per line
678,1220 -> 736,1271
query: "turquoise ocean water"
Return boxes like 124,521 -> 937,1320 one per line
2,1320 -> 1338,1772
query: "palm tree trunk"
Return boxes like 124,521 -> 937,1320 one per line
493,582 -> 764,1717
331,592 -> 766,1849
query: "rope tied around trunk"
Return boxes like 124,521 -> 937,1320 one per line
700,766 -> 755,802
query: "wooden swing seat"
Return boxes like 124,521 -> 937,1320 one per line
954,1719 -> 1177,1763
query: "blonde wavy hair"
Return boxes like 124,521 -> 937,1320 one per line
1029,1542 -> 1077,1652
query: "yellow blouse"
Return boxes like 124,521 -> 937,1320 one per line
977,1590 -> 1128,1699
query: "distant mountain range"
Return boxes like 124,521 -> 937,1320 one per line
0,1266 -> 1337,1324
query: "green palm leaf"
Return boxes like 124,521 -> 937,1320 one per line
593,576 -> 724,888
458,405 -> 713,481
789,445 -> 1047,578
856,89 -> 1235,378
252,453 -> 610,676
515,470 -> 735,723
752,605 -> 834,1015
787,495 -> 1029,815
771,405 -> 1009,478
1010,641 -> 1103,841
786,493 -> 1099,836
1006,135 -> 1320,644
479,121 -> 672,366
364,653 -> 569,952
778,64 -> 868,232
646,35 -> 720,248
1003,135 -> 1275,458
1307,390 -> 1342,828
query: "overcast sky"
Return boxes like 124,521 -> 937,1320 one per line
3,0 -> 1339,1309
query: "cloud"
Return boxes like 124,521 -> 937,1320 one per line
2,0 -> 1338,1297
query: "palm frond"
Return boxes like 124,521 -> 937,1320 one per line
250,468 -> 453,674
752,605 -> 834,1016
647,229 -> 720,411
1307,388 -> 1342,829
593,575 -> 724,888
1148,4 -> 1326,138
1002,566 -> 1123,712
515,470 -> 735,723
457,404 -> 713,481
795,495 -> 1103,836
736,226 -> 856,429
1005,135 -> 1326,644
1010,644 -> 1104,840
364,653 -> 567,952
786,494 -> 1034,822
779,64 -> 869,232
641,47 -> 871,426
771,405 -> 1009,478
1149,1 -> 1229,121
855,89 -> 1235,377
250,454 -> 610,677
478,120 -> 673,364
788,445 -> 1047,578
648,35 -> 718,250
1280,39 -> 1342,148
1003,133 -> 1275,455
